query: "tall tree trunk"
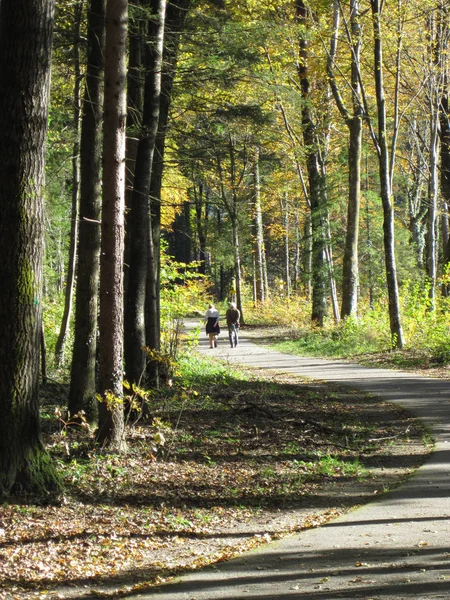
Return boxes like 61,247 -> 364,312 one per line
297,0 -> 328,325
293,208 -> 301,290
125,0 -> 166,386
231,209 -> 244,324
194,182 -> 208,274
364,152 -> 375,310
438,2 -> 450,294
440,83 -> 450,290
370,0 -> 404,348
281,192 -> 291,298
68,0 -> 105,424
428,88 -> 439,308
404,123 -> 427,270
55,1 -> 83,366
97,0 -> 128,450
253,148 -> 265,303
0,0 -> 60,494
303,213 -> 312,298
124,0 -> 145,297
146,0 -> 191,382
328,0 -> 362,319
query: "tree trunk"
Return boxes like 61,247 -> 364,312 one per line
371,0 -> 404,348
293,208 -> 301,290
125,0 -> 166,386
303,213 -> 312,298
281,192 -> 291,298
146,0 -> 191,382
97,0 -> 128,451
0,0 -> 60,495
364,152 -> 375,310
328,0 -> 362,319
68,0 -> 105,424
194,182 -> 208,274
124,0 -> 145,298
440,83 -> 450,290
297,0 -> 328,326
55,1 -> 83,366
438,3 -> 450,294
232,212 -> 245,324
253,149 -> 265,303
428,89 -> 439,308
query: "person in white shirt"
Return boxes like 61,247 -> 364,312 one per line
204,304 -> 220,348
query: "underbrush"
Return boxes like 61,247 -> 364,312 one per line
0,353 -> 429,599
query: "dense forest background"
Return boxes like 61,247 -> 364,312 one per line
1,0 -> 450,495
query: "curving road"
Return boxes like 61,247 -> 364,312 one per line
134,324 -> 450,599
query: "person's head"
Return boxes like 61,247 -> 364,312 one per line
230,302 -> 236,309
209,304 -> 214,309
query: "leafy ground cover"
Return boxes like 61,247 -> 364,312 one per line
0,353 -> 431,599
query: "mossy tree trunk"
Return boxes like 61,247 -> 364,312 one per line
0,0 -> 60,495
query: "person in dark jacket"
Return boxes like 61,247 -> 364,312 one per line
205,304 -> 220,348
226,302 -> 240,348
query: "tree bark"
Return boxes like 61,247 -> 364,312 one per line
124,0 -> 145,297
440,83 -> 450,288
252,148 -> 265,303
0,0 -> 60,494
97,0 -> 128,450
438,2 -> 450,294
194,182 -> 208,274
68,0 -> 105,424
328,0 -> 363,319
146,0 -> 191,382
281,192 -> 291,298
125,0 -> 166,386
297,0 -> 328,326
55,1 -> 83,366
428,87 -> 439,308
370,0 -> 404,348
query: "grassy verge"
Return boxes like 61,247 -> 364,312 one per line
0,352 -> 431,599
251,324 -> 450,375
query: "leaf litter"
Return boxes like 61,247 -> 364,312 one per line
0,364 -> 431,599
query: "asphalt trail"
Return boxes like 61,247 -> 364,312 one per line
133,324 -> 450,599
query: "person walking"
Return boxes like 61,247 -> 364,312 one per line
226,302 -> 240,348
205,304 -> 220,348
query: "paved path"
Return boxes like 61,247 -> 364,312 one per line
135,326 -> 450,599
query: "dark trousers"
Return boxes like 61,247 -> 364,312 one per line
228,325 -> 238,347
